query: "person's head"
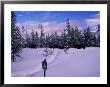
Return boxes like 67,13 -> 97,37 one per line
44,59 -> 46,61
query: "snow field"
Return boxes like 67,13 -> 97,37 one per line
11,47 -> 100,77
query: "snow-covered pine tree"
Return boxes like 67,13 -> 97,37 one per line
61,30 -> 67,46
69,27 -> 75,47
11,11 -> 22,62
35,30 -> 39,48
97,24 -> 100,47
20,35 -> 25,48
45,34 -> 50,47
90,24 -> 100,47
21,26 -> 26,48
83,27 -> 93,47
30,30 -> 36,48
38,24 -> 45,48
60,32 -> 65,47
21,25 -> 25,33
54,32 -> 59,46
49,32 -> 55,46
91,33 -> 98,47
66,19 -> 71,32
25,30 -> 31,48
65,19 -> 72,47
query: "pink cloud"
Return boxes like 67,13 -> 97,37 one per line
41,22 -> 65,35
85,18 -> 100,26
70,20 -> 86,30
16,19 -> 90,37
85,13 -> 100,27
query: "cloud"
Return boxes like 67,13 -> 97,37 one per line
17,12 -> 30,17
41,20 -> 86,35
18,14 -> 23,17
95,13 -> 100,19
85,18 -> 100,26
17,21 -> 66,36
85,13 -> 100,27
16,21 -> 40,36
42,11 -> 60,20
16,18 -> 92,37
42,22 -> 65,35
70,20 -> 86,30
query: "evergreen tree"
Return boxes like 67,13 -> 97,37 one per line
25,30 -> 31,48
54,32 -> 59,46
60,32 -> 65,46
65,19 -> 72,47
91,33 -> 98,47
35,31 -> 39,47
11,11 -> 22,62
49,32 -> 55,46
38,24 -> 45,47
30,30 -> 36,46
45,34 -> 50,47
74,26 -> 82,45
97,24 -> 100,47
63,29 -> 68,46
66,19 -> 71,32
61,30 -> 67,46
83,27 -> 93,47
20,26 -> 26,48
21,35 -> 25,48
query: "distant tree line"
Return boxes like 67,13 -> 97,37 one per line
22,19 -> 100,48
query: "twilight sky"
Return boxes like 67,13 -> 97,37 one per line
15,11 -> 100,35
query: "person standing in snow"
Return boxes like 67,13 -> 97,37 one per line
42,59 -> 47,77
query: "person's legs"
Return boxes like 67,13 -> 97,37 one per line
44,69 -> 46,77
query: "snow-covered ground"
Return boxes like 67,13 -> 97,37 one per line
11,47 -> 100,77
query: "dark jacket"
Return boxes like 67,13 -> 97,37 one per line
42,60 -> 47,70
